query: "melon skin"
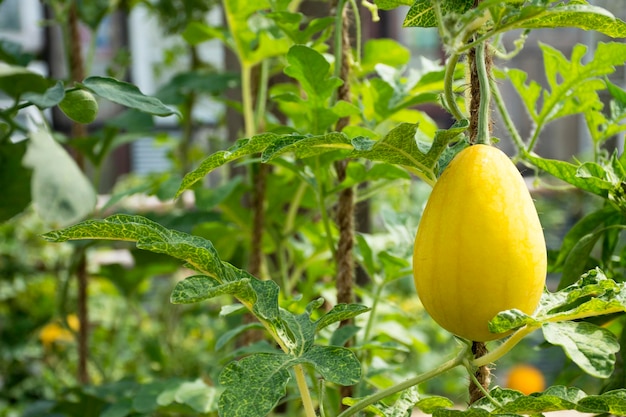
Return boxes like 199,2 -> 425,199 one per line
412,144 -> 547,342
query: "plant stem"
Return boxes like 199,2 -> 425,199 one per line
475,41 -> 491,145
315,159 -> 338,259
491,78 -> 527,154
331,0 -> 348,105
241,63 -> 256,138
294,364 -> 317,417
337,347 -> 469,417
443,53 -> 465,122
254,59 -> 270,132
349,0 -> 362,65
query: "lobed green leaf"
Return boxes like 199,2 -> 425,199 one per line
218,353 -> 291,417
300,345 -> 361,386
543,321 -> 619,378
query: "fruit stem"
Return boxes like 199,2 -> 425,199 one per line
337,346 -> 469,417
475,41 -> 491,145
471,325 -> 540,368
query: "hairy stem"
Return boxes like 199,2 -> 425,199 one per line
474,41 -> 492,145
443,53 -> 465,122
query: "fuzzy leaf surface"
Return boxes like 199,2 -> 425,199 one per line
218,353 -> 291,417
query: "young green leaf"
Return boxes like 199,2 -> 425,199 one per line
316,303 -> 371,331
82,76 -> 178,117
283,45 -> 343,106
223,0 -> 291,66
279,308 -> 317,356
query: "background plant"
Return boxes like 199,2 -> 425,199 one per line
5,0 -> 626,416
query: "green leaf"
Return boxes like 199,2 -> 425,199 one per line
215,323 -> 265,351
464,386 -> 626,416
374,0 -> 413,11
23,128 -> 96,227
172,379 -> 220,413
0,63 -> 52,98
509,42 -> 626,142
279,308 -> 317,356
329,324 -> 361,347
543,321 -> 620,378
403,0 -> 474,28
360,39 -> 410,75
537,268 -> 626,320
23,82 -> 65,109
218,353 -> 291,417
300,345 -> 360,386
175,133 -> 281,197
351,121 -> 467,183
261,132 -> 352,162
156,71 -> 239,105
560,229 -> 607,290
77,0 -> 111,30
0,141 -> 31,222
524,154 -> 607,197
316,304 -> 371,331
283,45 -> 343,105
385,386 -> 420,417
223,0 -> 291,66
182,21 -> 228,45
42,214 -> 225,277
517,4 -> 626,38
553,206 -> 618,270
415,396 -> 455,414
578,390 -> 626,415
170,275 -> 252,304
488,309 -> 539,335
101,400 -> 133,417
82,76 -> 178,117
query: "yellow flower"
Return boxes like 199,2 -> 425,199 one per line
39,315 -> 79,347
